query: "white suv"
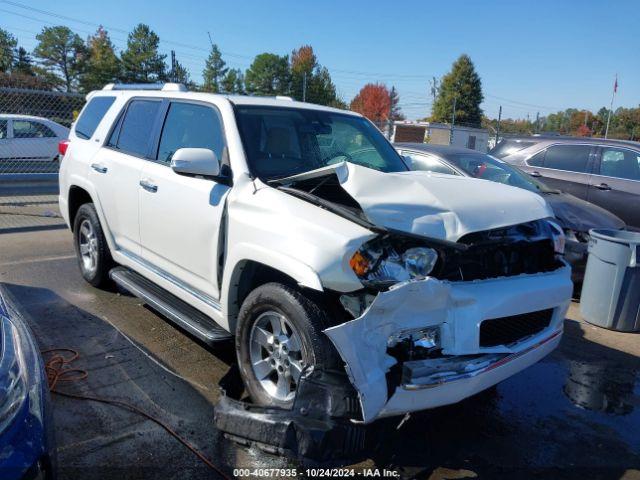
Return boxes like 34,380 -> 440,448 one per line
59,83 -> 572,423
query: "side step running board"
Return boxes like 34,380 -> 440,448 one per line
109,266 -> 232,344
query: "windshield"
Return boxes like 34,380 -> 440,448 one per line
446,152 -> 555,193
234,106 -> 408,180
490,139 -> 536,158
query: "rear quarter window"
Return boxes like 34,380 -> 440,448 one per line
490,140 -> 536,158
75,96 -> 116,140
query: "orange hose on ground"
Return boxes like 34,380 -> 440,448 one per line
41,348 -> 233,480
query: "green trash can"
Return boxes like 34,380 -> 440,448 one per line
580,229 -> 640,332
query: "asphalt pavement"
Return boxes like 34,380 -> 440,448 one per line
0,228 -> 639,479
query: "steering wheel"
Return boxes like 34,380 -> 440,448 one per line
323,150 -> 353,165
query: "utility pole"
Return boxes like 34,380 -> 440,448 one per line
170,50 -> 176,82
449,95 -> 457,145
387,102 -> 394,140
605,74 -> 618,139
495,105 -> 502,146
302,72 -> 307,102
535,112 -> 540,133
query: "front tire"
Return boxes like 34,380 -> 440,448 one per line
73,203 -> 113,287
236,282 -> 339,408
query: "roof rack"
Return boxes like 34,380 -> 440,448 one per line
102,83 -> 188,92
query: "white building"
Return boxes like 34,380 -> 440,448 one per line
391,121 -> 490,152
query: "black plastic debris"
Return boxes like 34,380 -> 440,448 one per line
214,364 -> 370,464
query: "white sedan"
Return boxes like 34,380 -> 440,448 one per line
0,115 -> 69,172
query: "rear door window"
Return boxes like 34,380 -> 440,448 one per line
112,99 -> 161,157
0,120 -> 7,139
75,96 -> 116,139
541,144 -> 592,173
599,147 -> 640,181
13,120 -> 56,138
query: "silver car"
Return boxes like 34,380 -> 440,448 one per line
0,114 -> 69,173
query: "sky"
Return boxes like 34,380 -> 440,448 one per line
1,0 -> 639,121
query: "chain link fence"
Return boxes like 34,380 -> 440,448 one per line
0,87 -> 85,231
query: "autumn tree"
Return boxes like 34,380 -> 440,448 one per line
244,53 -> 290,95
290,45 -> 339,106
80,27 -> 120,92
0,28 -> 17,73
350,83 -> 391,123
202,43 -> 227,92
431,54 -> 483,126
120,24 -> 166,83
34,26 -> 87,91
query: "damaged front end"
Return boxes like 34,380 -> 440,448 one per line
325,220 -> 572,423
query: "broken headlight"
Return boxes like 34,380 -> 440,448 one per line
350,236 -> 439,287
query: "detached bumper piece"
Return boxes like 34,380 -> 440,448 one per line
214,365 -> 369,464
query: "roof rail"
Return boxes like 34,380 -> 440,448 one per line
102,83 -> 188,92
275,95 -> 294,101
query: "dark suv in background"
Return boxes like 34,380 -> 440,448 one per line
491,136 -> 640,229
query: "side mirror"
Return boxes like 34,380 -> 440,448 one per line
171,148 -> 220,177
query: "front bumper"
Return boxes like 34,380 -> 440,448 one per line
324,265 -> 572,423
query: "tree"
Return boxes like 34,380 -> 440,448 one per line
34,26 -> 87,91
12,47 -> 35,76
290,45 -> 339,106
221,68 -> 244,93
172,60 -> 191,85
349,83 -> 391,123
431,54 -> 483,127
120,24 -> 166,83
389,86 -> 405,120
202,43 -> 227,92
80,27 -> 120,92
244,53 -> 290,95
0,28 -> 17,73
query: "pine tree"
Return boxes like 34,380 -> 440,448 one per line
80,27 -> 120,92
221,68 -> 244,94
120,24 -> 166,83
202,43 -> 227,92
389,86 -> 405,120
431,54 -> 483,127
34,26 -> 87,91
290,45 -> 339,106
13,47 -> 34,76
0,29 -> 17,73
244,53 -> 290,96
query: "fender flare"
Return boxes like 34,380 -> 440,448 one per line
66,174 -> 117,253
221,243 -> 324,331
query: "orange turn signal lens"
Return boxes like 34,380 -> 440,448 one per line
349,251 -> 370,277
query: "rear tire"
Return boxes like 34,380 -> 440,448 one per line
73,203 -> 113,288
236,282 -> 339,408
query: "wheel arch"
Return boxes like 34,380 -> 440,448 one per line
221,248 -> 324,333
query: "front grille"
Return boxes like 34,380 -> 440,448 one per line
480,309 -> 554,347
437,220 -> 562,281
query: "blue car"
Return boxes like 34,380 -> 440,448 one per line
0,286 -> 56,480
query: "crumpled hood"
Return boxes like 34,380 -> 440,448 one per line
326,162 -> 554,241
544,192 -> 625,232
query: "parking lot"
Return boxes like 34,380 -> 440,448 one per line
0,222 -> 638,479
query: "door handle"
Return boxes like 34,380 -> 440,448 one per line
91,163 -> 108,174
595,183 -> 611,191
139,179 -> 158,193
530,171 -> 542,177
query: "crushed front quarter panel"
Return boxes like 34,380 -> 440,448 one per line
324,265 -> 572,423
